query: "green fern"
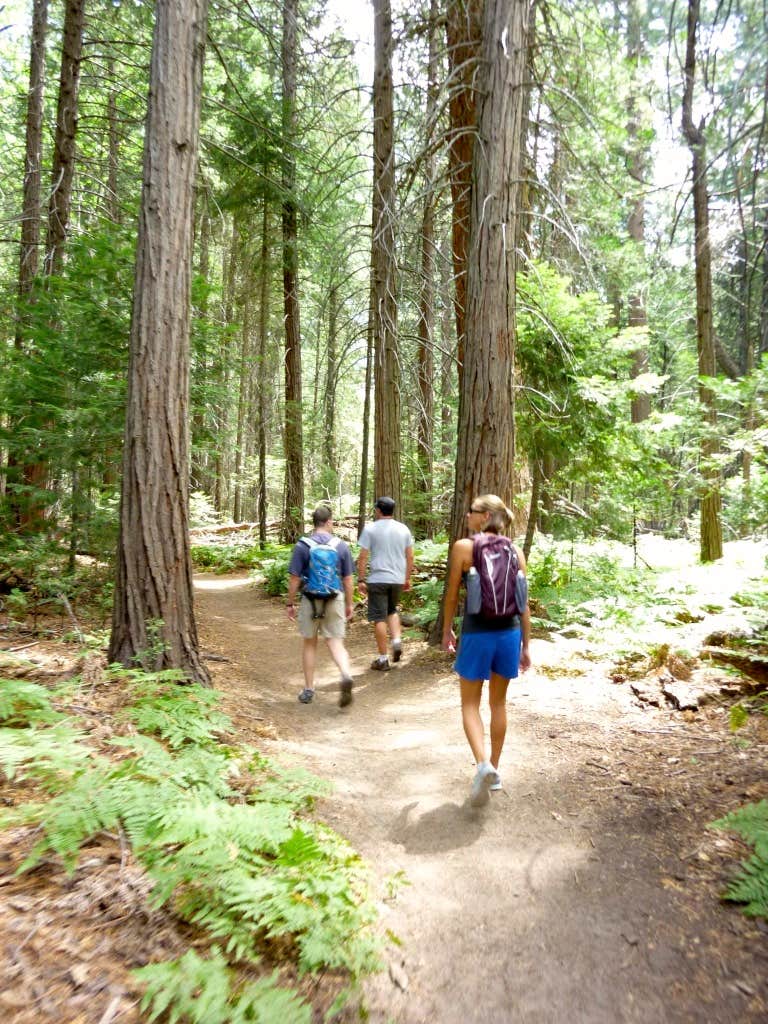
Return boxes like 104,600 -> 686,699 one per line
0,678 -> 63,726
116,672 -> 233,749
1,666 -> 384,1016
135,947 -> 311,1024
0,722 -> 92,784
711,800 -> 768,917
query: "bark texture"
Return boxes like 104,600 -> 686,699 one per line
17,0 -> 47,325
44,0 -> 85,277
445,0 -> 482,379
449,0 -> 530,545
109,0 -> 211,683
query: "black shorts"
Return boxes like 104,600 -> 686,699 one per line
367,583 -> 402,622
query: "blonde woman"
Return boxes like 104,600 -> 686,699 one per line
441,495 -> 531,806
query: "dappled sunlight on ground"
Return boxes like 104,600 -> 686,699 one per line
193,572 -> 253,590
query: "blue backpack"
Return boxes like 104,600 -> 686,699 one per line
300,536 -> 342,619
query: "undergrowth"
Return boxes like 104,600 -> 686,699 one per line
711,689 -> 768,920
0,669 -> 382,1021
711,799 -> 768,918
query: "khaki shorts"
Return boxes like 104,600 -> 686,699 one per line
297,593 -> 346,639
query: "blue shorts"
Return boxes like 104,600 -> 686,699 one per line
454,628 -> 522,682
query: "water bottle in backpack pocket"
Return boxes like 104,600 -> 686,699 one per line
466,566 -> 482,615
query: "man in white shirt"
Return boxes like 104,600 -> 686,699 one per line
356,496 -> 414,670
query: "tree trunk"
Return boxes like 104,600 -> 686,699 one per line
214,218 -> 238,515
357,272 -> 374,537
257,194 -> 270,548
44,0 -> 85,277
106,56 -> 121,223
415,0 -> 439,538
449,0 -> 530,542
523,458 -> 542,560
8,0 -> 47,521
232,283 -> 252,524
109,0 -> 211,685
445,0 -> 482,381
17,0 -> 47,332
432,0 -> 531,642
372,0 -> 401,508
190,193 -> 210,495
282,0 -> 304,542
626,0 -> 651,423
439,237 -> 456,470
681,0 -> 722,563
323,282 -> 339,477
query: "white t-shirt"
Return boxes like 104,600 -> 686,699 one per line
358,518 -> 414,584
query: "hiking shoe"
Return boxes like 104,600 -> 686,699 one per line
469,762 -> 500,807
489,774 -> 502,792
339,678 -> 353,708
371,657 -> 391,671
297,688 -> 315,704
392,642 -> 402,663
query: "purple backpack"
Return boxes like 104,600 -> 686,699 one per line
472,534 -> 526,618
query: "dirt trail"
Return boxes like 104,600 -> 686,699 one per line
195,573 -> 768,1024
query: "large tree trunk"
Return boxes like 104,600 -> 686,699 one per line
415,0 -> 439,538
371,0 -> 401,508
281,0 -> 305,542
681,0 -> 722,563
627,0 -> 651,424
432,0 -> 531,643
445,0 -> 482,381
449,0 -> 530,542
109,0 -> 211,685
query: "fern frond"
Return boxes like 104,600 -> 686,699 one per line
712,800 -> 768,860
135,947 -> 311,1024
0,723 -> 92,784
712,800 -> 768,917
124,683 -> 233,749
0,679 -> 63,726
248,758 -> 332,810
723,853 -> 768,917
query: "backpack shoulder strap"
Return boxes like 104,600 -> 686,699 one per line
298,536 -> 315,550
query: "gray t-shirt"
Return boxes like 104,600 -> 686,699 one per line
358,518 -> 414,584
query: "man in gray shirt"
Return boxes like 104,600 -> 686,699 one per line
357,496 -> 414,670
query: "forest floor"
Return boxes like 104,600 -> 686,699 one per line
1,539 -> 767,1023
191,556 -> 768,1024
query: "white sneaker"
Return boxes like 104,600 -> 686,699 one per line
489,774 -> 502,792
469,762 -> 500,807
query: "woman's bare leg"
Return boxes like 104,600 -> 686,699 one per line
488,671 -> 510,769
460,677 -> 486,764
